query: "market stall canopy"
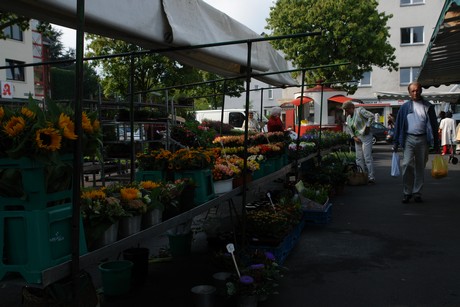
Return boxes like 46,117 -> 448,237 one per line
328,95 -> 356,103
291,97 -> 313,106
0,0 -> 298,87
376,91 -> 460,103
418,0 -> 460,88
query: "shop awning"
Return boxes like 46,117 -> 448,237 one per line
418,0 -> 460,87
0,0 -> 298,87
291,97 -> 313,106
328,95 -> 354,103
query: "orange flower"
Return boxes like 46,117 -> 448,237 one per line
21,107 -> 35,119
120,187 -> 140,201
0,106 -> 4,121
140,181 -> 161,190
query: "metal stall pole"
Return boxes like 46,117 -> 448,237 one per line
71,0 -> 85,303
295,70 -> 307,178
129,53 -> 136,182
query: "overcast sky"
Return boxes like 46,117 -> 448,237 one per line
54,0 -> 274,49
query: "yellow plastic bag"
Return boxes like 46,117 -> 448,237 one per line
431,155 -> 448,179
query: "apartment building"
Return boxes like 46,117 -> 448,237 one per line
0,20 -> 47,101
280,0 -> 459,125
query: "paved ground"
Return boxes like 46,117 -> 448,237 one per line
2,144 -> 460,306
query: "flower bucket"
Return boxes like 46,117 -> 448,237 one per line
123,247 -> 149,286
212,272 -> 232,296
213,178 -> 233,195
191,285 -> 216,307
168,232 -> 193,258
118,215 -> 142,239
99,260 -> 133,296
142,208 -> 162,229
135,170 -> 165,182
175,169 -> 215,205
91,221 -> 119,250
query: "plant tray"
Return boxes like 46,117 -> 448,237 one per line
303,202 -> 332,225
248,219 -> 305,265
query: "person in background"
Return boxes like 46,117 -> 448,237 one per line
342,100 -> 376,184
243,111 -> 261,132
387,113 -> 395,129
438,111 -> 456,156
374,112 -> 380,123
392,81 -> 439,204
267,106 -> 284,132
438,111 -> 446,124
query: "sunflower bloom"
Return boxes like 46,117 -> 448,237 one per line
0,107 -> 4,121
21,107 -> 35,119
4,116 -> 26,137
120,187 -> 141,201
140,181 -> 161,190
35,127 -> 62,151
92,119 -> 100,132
82,112 -> 93,133
58,113 -> 78,140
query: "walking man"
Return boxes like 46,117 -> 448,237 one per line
393,82 -> 439,203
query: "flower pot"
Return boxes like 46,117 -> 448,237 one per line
118,215 -> 142,239
123,247 -> 149,286
92,221 -> 119,249
98,260 -> 133,297
212,272 -> 232,296
142,208 -> 162,229
175,169 -> 215,205
213,178 -> 233,195
168,232 -> 193,258
191,285 -> 216,307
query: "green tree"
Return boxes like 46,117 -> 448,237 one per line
266,0 -> 398,93
85,34 -> 244,106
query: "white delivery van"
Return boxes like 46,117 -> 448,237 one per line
195,109 -> 267,130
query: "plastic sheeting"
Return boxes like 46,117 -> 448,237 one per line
0,0 -> 297,87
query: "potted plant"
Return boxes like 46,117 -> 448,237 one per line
80,187 -> 125,250
226,250 -> 285,306
136,148 -> 173,181
106,183 -> 148,238
139,180 -> 164,228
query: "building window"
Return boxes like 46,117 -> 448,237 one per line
400,67 -> 420,85
2,24 -> 23,41
400,0 -> 424,6
358,71 -> 372,87
401,26 -> 424,44
268,88 -> 274,100
5,59 -> 25,81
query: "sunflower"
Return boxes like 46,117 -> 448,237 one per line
120,187 -> 141,201
58,113 -> 78,140
35,127 -> 62,151
140,181 -> 161,190
0,106 -> 4,121
82,112 -> 94,133
21,107 -> 35,119
4,116 -> 26,137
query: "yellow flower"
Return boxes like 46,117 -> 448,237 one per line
82,189 -> 106,200
4,116 -> 26,137
21,107 -> 35,119
35,127 -> 62,151
140,181 -> 161,190
82,112 -> 93,133
120,187 -> 140,201
92,119 -> 100,132
58,113 -> 78,140
0,106 -> 4,121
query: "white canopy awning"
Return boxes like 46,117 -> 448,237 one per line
376,91 -> 460,103
0,0 -> 297,87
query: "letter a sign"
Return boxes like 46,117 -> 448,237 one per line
1,81 -> 13,99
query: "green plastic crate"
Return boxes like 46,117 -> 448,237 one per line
0,204 -> 88,284
0,155 -> 73,211
174,169 -> 215,205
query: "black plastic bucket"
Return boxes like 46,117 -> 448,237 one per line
122,247 -> 149,285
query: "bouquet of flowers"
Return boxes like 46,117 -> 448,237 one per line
106,183 -> 148,216
0,99 -> 102,162
137,149 -> 173,171
168,148 -> 215,170
212,156 -> 241,181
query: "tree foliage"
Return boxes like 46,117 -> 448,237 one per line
85,34 -> 244,106
266,0 -> 398,93
0,11 -> 52,40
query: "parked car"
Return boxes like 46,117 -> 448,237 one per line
370,122 -> 390,145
